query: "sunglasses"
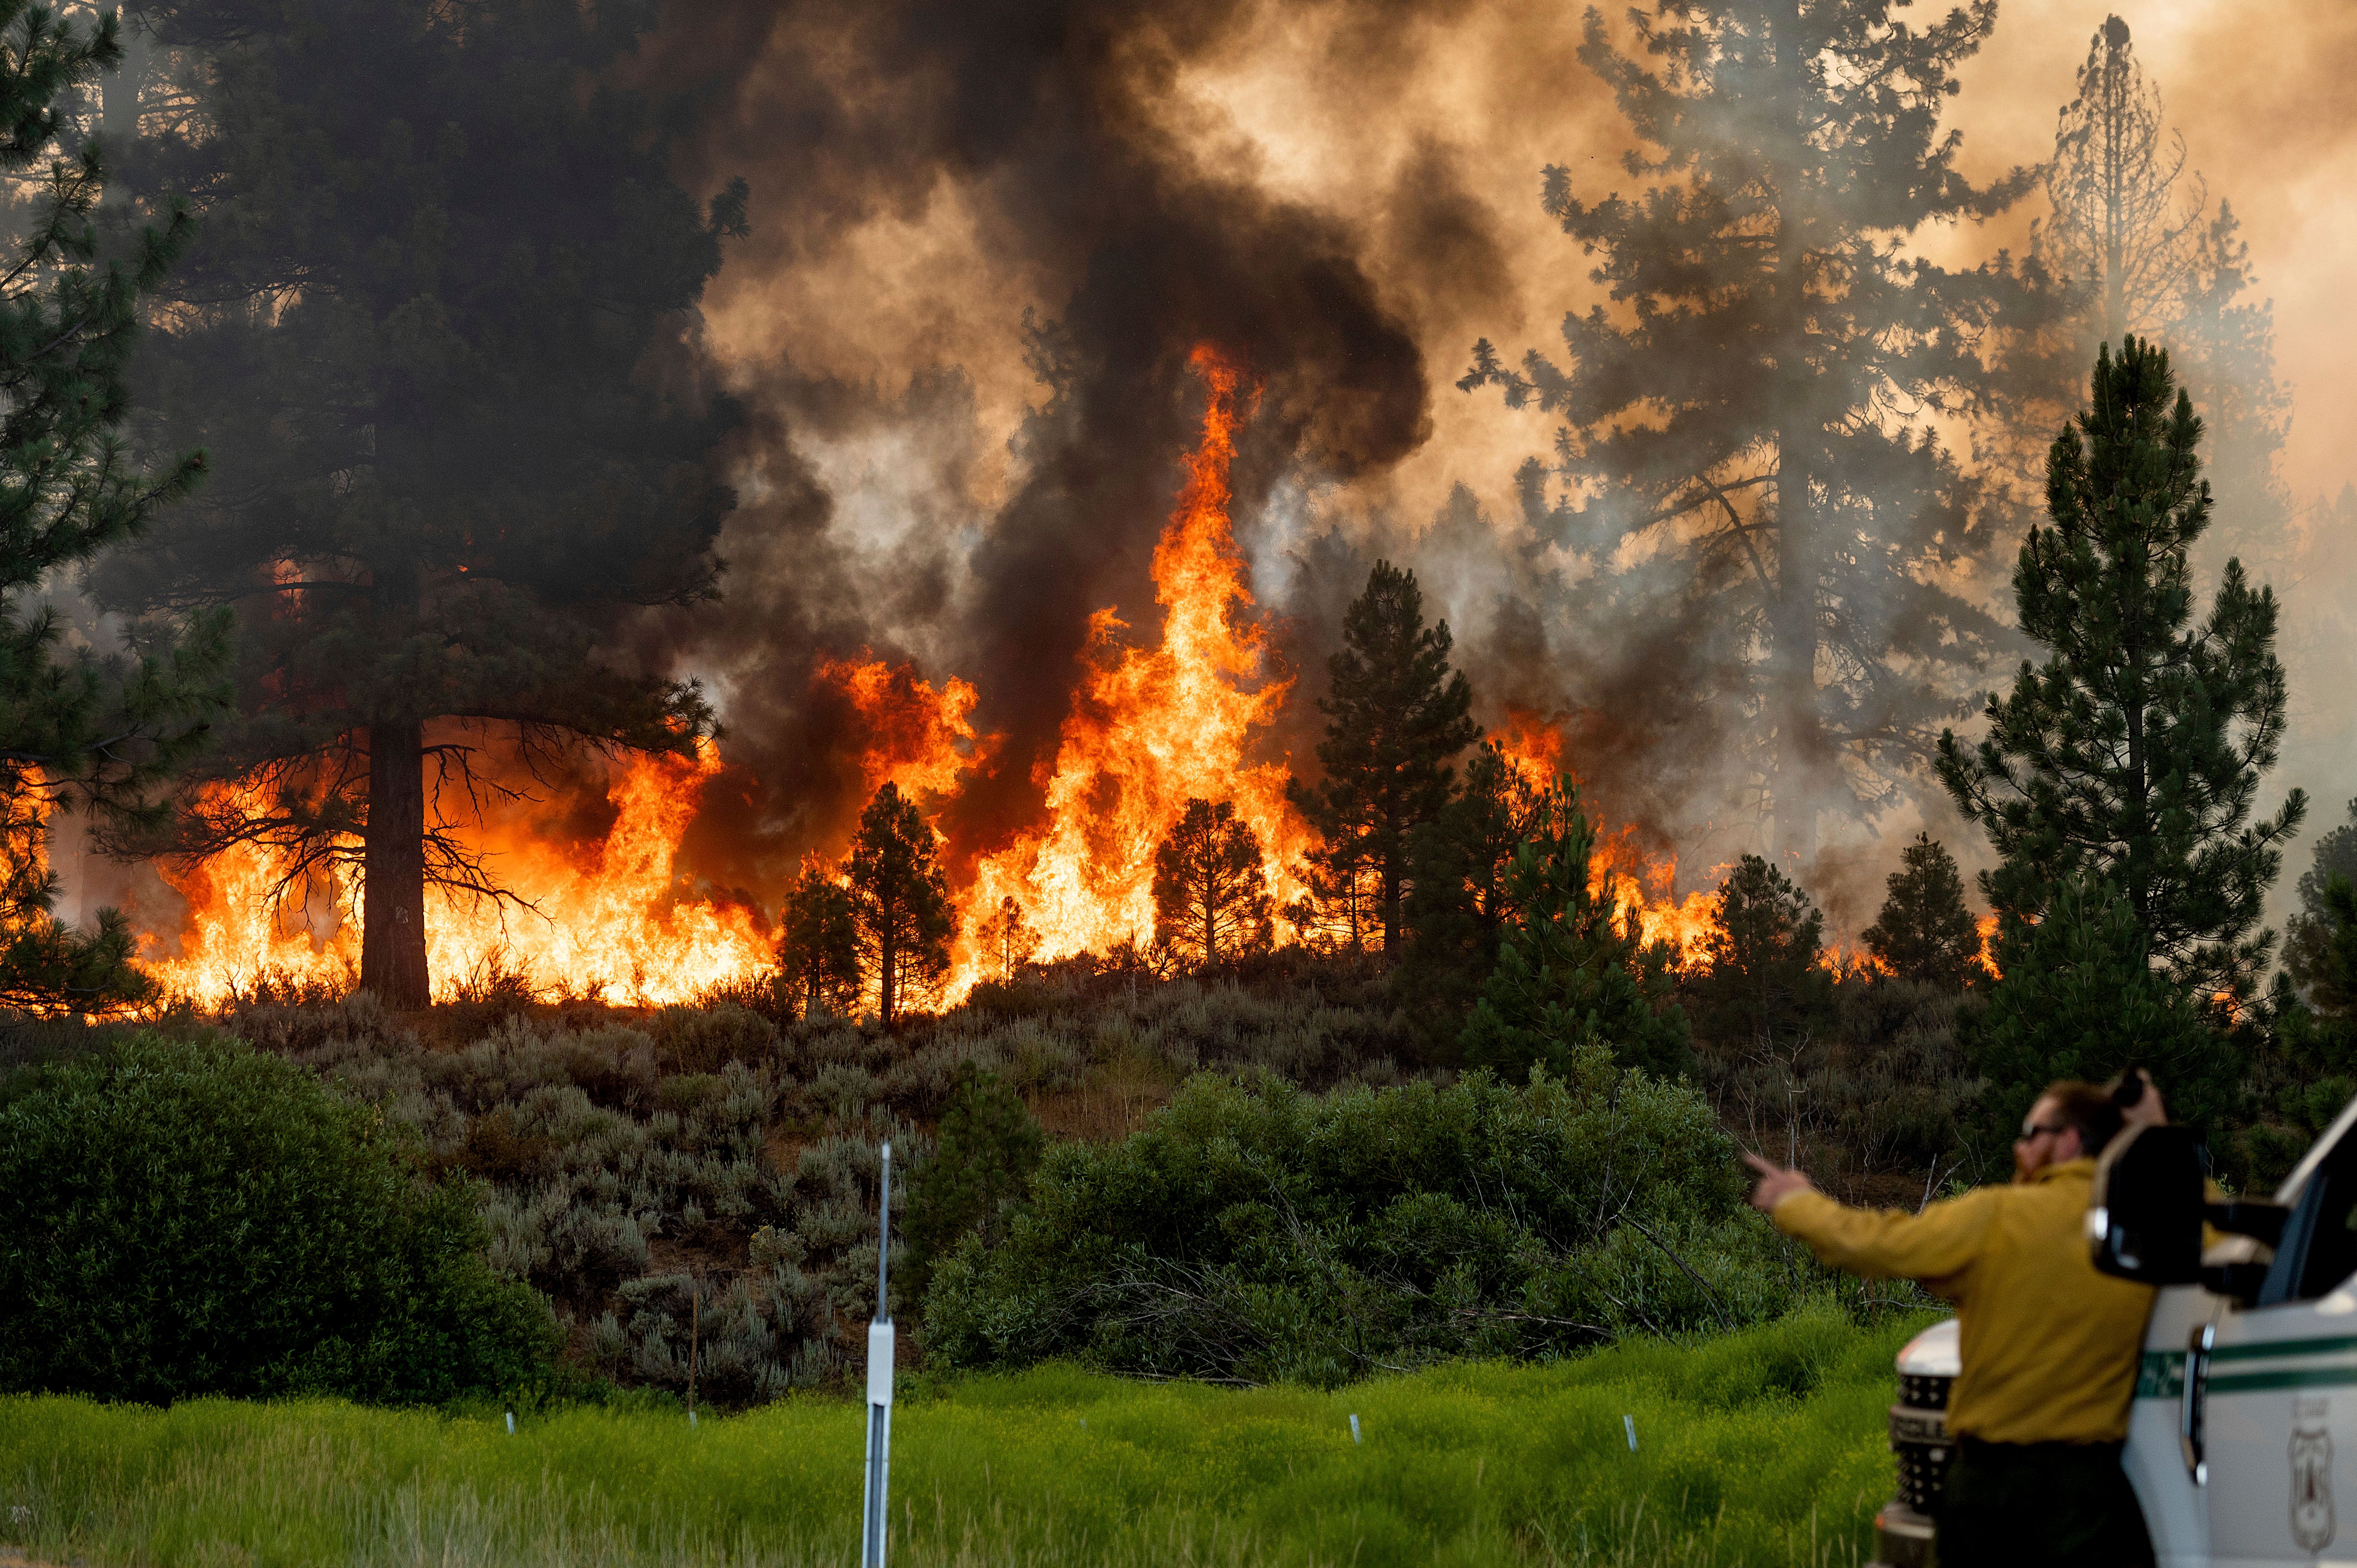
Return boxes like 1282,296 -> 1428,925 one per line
2018,1120 -> 2070,1141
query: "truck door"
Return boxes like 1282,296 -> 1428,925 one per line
2200,1125 -> 2357,1568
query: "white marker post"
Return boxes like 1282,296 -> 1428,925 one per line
860,1142 -> 895,1568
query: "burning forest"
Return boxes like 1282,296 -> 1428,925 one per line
0,0 -> 2345,1044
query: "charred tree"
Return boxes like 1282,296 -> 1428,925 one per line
1462,0 -> 2034,853
1151,797 -> 1273,970
92,0 -> 746,1007
1287,562 -> 1476,955
1936,340 -> 2304,1003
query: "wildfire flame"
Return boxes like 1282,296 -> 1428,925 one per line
141,740 -> 771,1007
949,346 -> 1308,984
812,656 -> 992,803
132,348 -> 1789,1015
1489,707 -> 1719,963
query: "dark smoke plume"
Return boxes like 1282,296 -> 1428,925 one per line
630,0 -> 1458,887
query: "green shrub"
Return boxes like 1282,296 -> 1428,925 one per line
925,1046 -> 1803,1385
903,1065 -> 1043,1301
0,1033 -> 558,1404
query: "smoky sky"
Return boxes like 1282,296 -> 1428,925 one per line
622,0 -> 2357,924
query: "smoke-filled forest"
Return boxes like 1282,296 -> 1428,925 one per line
5,0 -> 2357,1559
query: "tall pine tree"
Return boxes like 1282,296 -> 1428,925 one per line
1936,339 -> 2303,1002
2001,16 -> 2289,565
1287,561 -> 1477,954
90,0 -> 746,1006
1461,0 -> 2032,852
0,1 -> 226,1014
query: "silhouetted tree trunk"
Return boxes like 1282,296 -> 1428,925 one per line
362,721 -> 428,1008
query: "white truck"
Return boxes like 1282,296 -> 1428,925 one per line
1874,1100 -> 2357,1568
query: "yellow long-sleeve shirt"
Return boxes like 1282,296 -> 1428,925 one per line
1772,1157 -> 2156,1444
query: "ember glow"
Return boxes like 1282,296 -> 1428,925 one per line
142,741 -> 771,1006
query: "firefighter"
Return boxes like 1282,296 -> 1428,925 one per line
1743,1075 -> 2166,1568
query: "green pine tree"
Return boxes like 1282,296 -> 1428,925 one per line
1460,777 -> 1691,1081
1936,339 -> 2305,1003
1861,834 -> 1984,990
92,0 -> 746,1007
776,867 -> 859,1020
903,1063 -> 1043,1306
1287,561 -> 1478,954
2286,797 -> 2357,1006
1685,855 -> 1834,1056
0,1 -> 227,1015
1970,873 -> 2234,1144
1395,742 -> 1540,1047
844,783 -> 952,1025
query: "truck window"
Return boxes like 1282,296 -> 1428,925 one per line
2264,1131 -> 2357,1304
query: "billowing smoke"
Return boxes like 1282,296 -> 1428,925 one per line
530,2 -> 2357,929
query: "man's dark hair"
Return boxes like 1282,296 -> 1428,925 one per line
2042,1080 -> 2125,1157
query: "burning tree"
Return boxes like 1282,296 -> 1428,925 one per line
1287,561 -> 1477,954
0,2 -> 225,1015
1461,0 -> 2034,850
1152,798 -> 1273,970
845,783 -> 952,1024
91,0 -> 745,1006
1937,339 -> 2304,1004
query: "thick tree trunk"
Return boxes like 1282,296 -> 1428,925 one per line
878,907 -> 898,1024
362,720 -> 431,1008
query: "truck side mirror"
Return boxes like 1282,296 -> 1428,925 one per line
2089,1123 -> 2205,1285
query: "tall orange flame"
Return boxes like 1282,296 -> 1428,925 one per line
1489,710 -> 1718,962
142,741 -> 771,1006
953,346 -> 1307,984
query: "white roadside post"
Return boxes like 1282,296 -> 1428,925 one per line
860,1142 -> 895,1568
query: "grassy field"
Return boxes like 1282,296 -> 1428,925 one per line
0,1307 -> 1931,1568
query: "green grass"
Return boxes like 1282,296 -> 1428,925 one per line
0,1307 -> 1934,1568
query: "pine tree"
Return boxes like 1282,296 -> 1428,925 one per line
0,2 -> 226,1014
1460,778 -> 1690,1081
776,867 -> 859,1020
2286,798 -> 2357,1005
1686,855 -> 1833,1054
2021,18 -> 2289,562
1970,873 -> 2233,1142
1152,797 -> 1272,970
1395,742 -> 1540,1040
1461,0 -> 2032,851
91,0 -> 746,1007
1936,340 -> 2304,1001
974,895 -> 1039,982
1287,561 -> 1477,954
1861,834 -> 1984,990
845,783 -> 952,1025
